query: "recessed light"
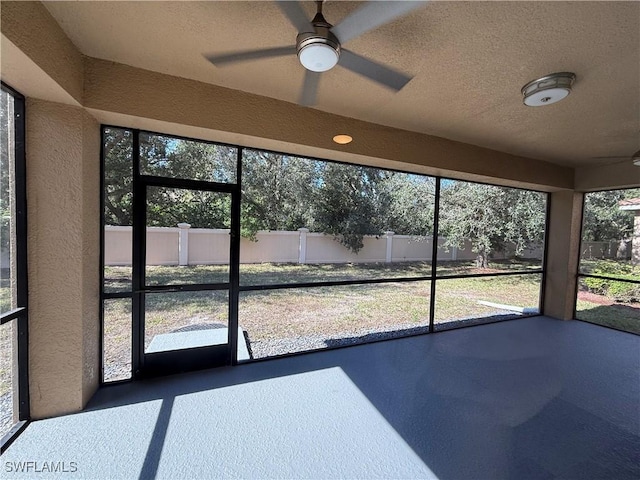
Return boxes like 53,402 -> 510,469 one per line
522,72 -> 576,107
333,134 -> 353,145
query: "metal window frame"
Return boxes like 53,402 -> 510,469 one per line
0,82 -> 30,454
101,129 -> 242,379
100,125 -> 550,383
573,188 -> 640,335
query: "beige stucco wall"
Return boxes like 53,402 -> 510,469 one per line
104,227 -> 132,265
0,1 -> 84,104
391,236 -> 432,262
26,98 -> 100,419
575,162 -> 640,192
189,229 -> 232,265
633,213 -> 640,265
145,228 -> 179,266
543,191 -> 584,320
81,109 -> 101,406
83,57 -> 574,192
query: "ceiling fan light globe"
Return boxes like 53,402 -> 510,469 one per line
523,88 -> 570,107
298,43 -> 339,72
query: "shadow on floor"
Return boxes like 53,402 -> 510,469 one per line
83,317 -> 639,480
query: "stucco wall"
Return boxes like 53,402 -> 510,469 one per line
81,110 -> 100,407
0,1 -> 84,104
239,231 -> 299,264
575,161 -> 640,192
82,57 -> 574,192
26,98 -> 100,419
145,228 -> 179,265
543,191 -> 584,320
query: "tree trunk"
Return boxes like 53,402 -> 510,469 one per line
476,251 -> 489,269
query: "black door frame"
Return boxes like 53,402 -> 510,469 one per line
131,131 -> 242,378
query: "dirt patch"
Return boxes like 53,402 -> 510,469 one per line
577,291 -> 614,306
577,290 -> 638,308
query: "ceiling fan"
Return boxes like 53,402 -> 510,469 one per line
592,150 -> 640,166
205,0 -> 427,106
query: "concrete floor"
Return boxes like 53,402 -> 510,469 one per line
2,316 -> 639,479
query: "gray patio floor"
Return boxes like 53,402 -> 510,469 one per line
1,316 -> 639,479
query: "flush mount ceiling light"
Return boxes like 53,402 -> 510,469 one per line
521,72 -> 576,107
297,33 -> 340,73
333,134 -> 353,145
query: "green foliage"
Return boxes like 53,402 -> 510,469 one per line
438,182 -> 546,268
104,128 -> 436,253
0,209 -> 9,257
104,130 -> 238,228
103,128 -> 554,260
384,175 -> 435,236
1,92 -> 13,255
240,149 -> 317,239
314,163 -> 392,252
583,261 -> 640,303
582,189 -> 640,242
103,128 -> 133,226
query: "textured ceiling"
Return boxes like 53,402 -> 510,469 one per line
43,1 -> 640,168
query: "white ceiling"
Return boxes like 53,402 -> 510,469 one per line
43,1 -> 640,168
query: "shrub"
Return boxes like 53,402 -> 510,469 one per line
583,261 -> 640,303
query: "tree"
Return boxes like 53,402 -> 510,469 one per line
240,150 -> 317,238
140,132 -> 236,183
103,127 -> 551,263
384,174 -> 435,236
438,182 -> 546,268
313,162 -> 392,252
103,128 -> 133,226
0,90 -> 12,255
104,129 -> 236,228
582,189 -> 640,242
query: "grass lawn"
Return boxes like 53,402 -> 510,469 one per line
0,322 -> 14,439
0,323 -> 12,397
576,300 -> 640,335
103,261 -> 545,378
574,259 -> 640,334
434,274 -> 541,324
104,259 -> 543,291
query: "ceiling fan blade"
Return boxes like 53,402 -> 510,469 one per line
339,49 -> 412,91
275,1 -> 314,33
331,1 -> 428,44
299,70 -> 321,106
205,45 -> 296,66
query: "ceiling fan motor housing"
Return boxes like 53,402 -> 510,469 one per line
296,27 -> 340,72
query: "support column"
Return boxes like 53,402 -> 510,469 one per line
633,212 -> 640,266
385,231 -> 394,263
177,223 -> 191,266
543,191 -> 584,320
298,228 -> 309,264
26,99 -> 100,418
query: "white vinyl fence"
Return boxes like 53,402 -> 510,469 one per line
104,225 -> 543,266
